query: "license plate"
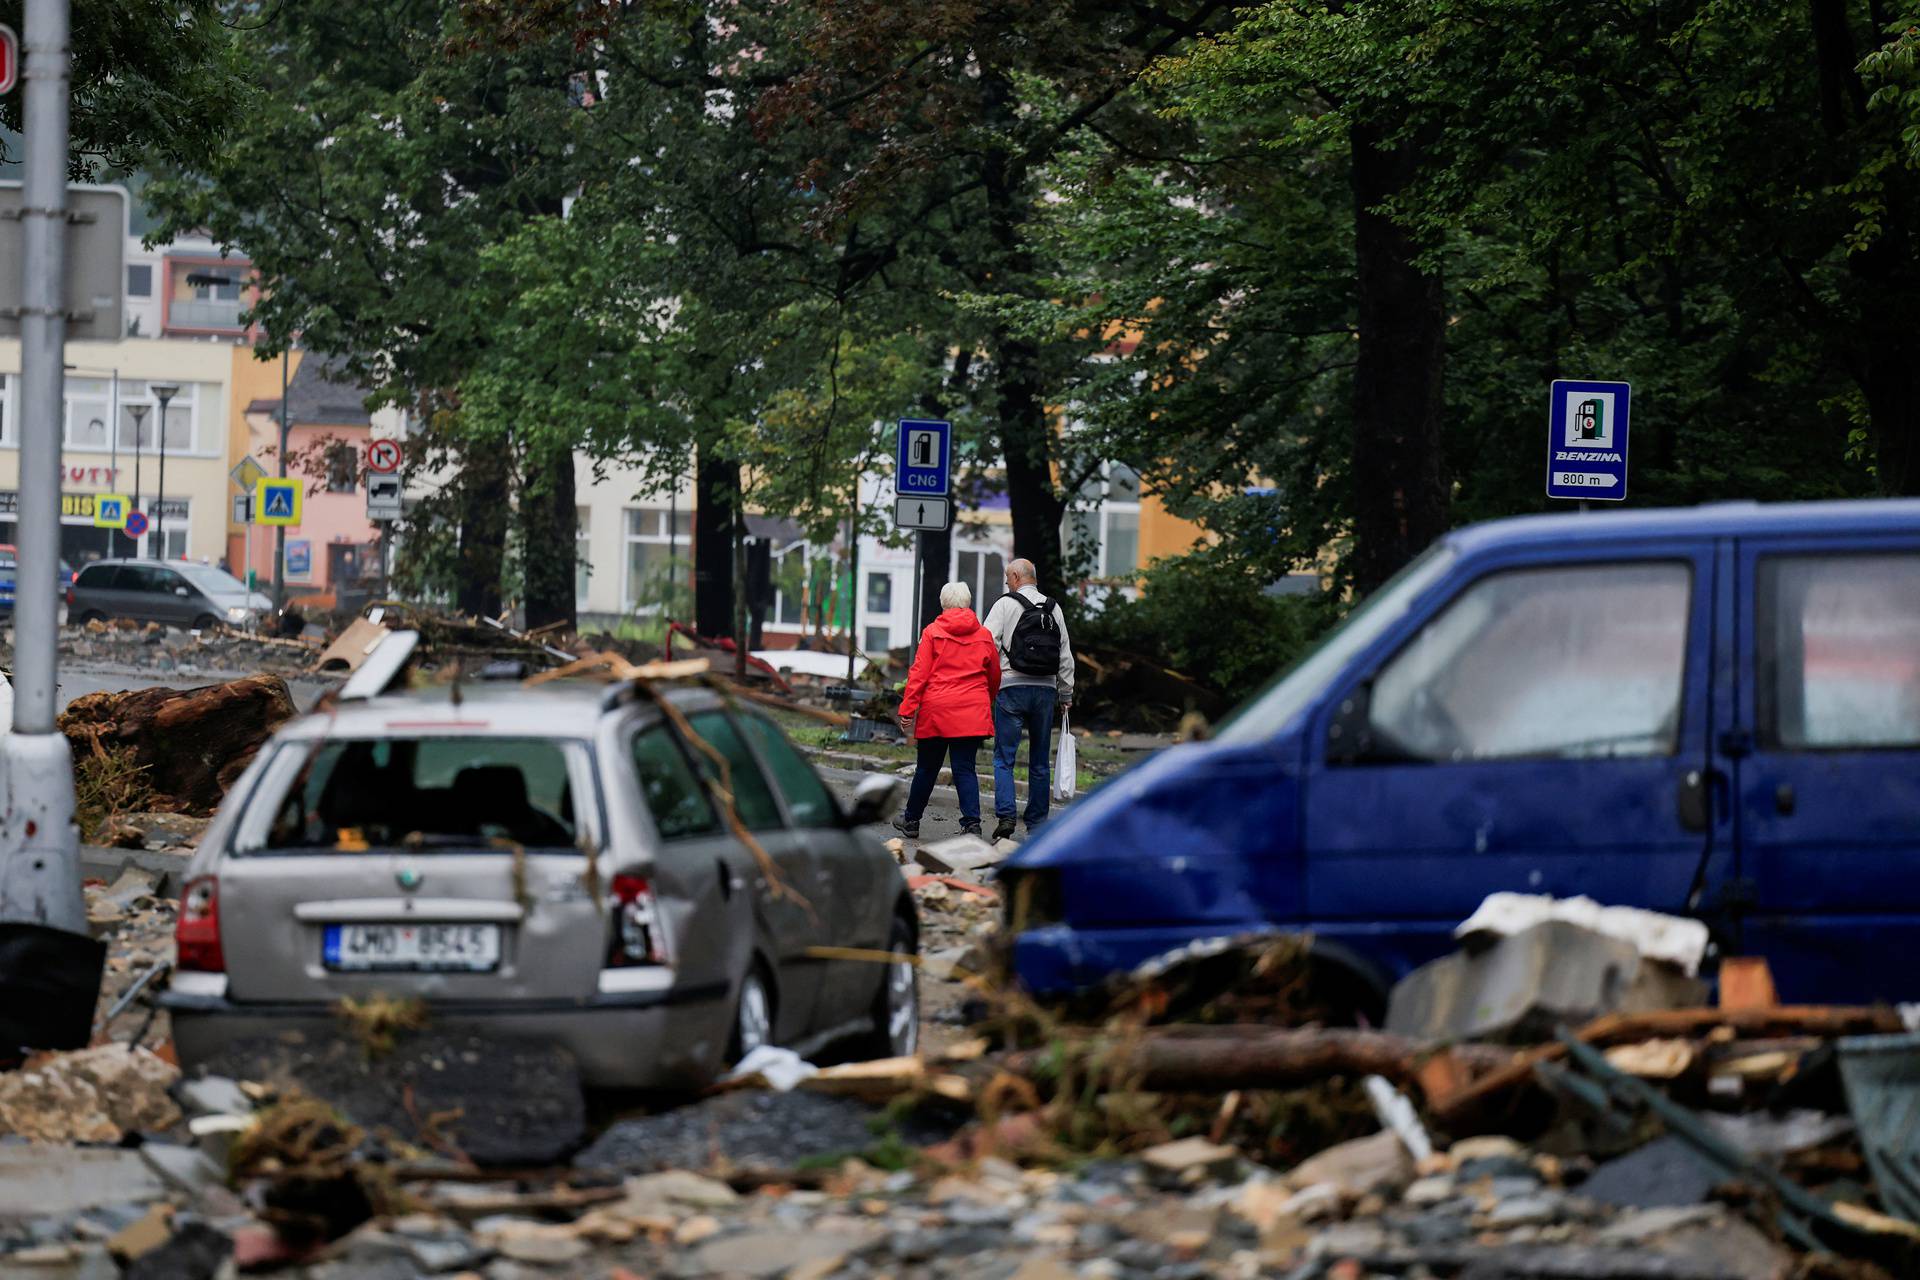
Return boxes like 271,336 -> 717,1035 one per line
322,923 -> 501,972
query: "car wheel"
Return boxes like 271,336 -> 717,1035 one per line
191,613 -> 219,632
76,611 -> 105,625
728,964 -> 775,1063
851,914 -> 919,1060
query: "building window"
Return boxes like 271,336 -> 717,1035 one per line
864,624 -> 891,654
325,443 -> 358,493
111,380 -> 197,453
64,379 -> 112,449
170,264 -> 245,330
575,506 -> 592,607
770,541 -> 811,628
138,499 -> 191,562
956,549 -> 1005,617
1065,462 -> 1143,581
0,373 -> 9,445
623,506 -> 689,614
865,571 -> 892,616
126,264 -> 153,298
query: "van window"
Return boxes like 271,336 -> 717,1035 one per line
631,726 -> 718,839
1758,553 -> 1920,750
1363,562 -> 1691,762
264,737 -> 580,850
76,564 -> 113,588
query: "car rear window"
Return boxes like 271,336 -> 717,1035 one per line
264,737 -> 581,851
75,564 -> 112,588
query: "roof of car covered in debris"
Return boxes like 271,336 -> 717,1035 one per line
276,678 -> 726,739
1445,497 -> 1920,558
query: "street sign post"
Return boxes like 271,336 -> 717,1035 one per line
366,473 -> 402,522
893,495 -> 950,531
0,25 -> 16,95
1546,379 -> 1630,502
92,493 -> 128,529
0,182 -> 126,343
231,492 -> 253,525
896,419 -> 951,498
255,477 -> 302,526
367,439 -> 402,474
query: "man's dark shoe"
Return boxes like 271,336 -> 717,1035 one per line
992,817 -> 1017,842
892,818 -> 920,840
960,819 -> 983,837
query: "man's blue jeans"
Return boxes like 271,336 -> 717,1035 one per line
993,684 -> 1057,827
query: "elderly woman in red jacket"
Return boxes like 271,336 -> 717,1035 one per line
893,580 -> 1002,839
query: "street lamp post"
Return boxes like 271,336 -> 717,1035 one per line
150,383 -> 177,558
125,402 -> 147,538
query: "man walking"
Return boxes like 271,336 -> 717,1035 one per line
983,558 -> 1074,840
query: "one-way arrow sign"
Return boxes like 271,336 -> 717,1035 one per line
893,495 -> 950,531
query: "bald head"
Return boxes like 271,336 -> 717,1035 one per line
1006,558 -> 1037,588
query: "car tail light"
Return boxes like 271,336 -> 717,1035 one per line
64,586 -> 74,607
607,874 -> 666,967
176,876 -> 225,972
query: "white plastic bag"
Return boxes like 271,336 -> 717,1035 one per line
1052,713 -> 1077,802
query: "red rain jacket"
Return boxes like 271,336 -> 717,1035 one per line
898,607 -> 1002,739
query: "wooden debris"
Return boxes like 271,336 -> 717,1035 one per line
58,674 -> 297,815
1604,1039 -> 1695,1080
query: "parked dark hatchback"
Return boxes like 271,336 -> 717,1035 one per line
1003,499 -> 1920,1009
69,558 -> 270,630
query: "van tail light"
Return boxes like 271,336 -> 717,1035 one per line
607,874 -> 666,967
64,586 -> 74,607
176,876 -> 225,972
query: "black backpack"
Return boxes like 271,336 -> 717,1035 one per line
1005,593 -> 1063,676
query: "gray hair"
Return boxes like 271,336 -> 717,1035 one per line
1007,558 -> 1037,586
938,580 -> 972,610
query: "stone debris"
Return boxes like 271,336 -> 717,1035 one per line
0,1046 -> 180,1143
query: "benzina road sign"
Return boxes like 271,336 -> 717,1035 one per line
255,478 -> 302,526
896,418 -> 951,498
1546,379 -> 1630,502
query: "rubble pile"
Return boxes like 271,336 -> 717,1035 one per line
62,618 -> 323,678
83,867 -> 177,1050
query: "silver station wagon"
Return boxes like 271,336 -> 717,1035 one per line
160,668 -> 919,1088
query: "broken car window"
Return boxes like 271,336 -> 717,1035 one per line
740,713 -> 841,829
264,737 -> 580,850
1365,562 -> 1691,762
682,711 -> 784,831
1758,552 -> 1920,750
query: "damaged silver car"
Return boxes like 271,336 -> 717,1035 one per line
159,669 -> 918,1088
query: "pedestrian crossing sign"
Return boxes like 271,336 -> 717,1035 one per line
92,493 -> 129,530
255,478 -> 302,526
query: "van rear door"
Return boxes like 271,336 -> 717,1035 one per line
1732,535 -> 1920,1003
1300,543 -> 1718,976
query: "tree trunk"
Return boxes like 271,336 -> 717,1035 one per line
454,439 -> 510,619
1348,119 -> 1450,596
694,448 -> 738,638
519,440 -> 577,632
916,524 -> 952,636
982,66 -> 1067,598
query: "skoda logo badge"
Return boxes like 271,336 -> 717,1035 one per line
396,866 -> 422,891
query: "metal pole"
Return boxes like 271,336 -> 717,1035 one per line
274,347 -> 288,608
0,0 -> 93,983
908,531 -> 923,666
126,402 -> 145,547
151,386 -> 173,555
846,483 -> 858,682
12,0 -> 68,737
108,368 -> 117,486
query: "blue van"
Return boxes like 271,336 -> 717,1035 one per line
1002,500 -> 1920,1009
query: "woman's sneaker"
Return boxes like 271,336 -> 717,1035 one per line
892,818 -> 920,839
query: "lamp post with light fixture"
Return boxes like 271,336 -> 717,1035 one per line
150,383 -> 177,557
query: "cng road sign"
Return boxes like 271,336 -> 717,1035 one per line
123,509 -> 148,539
0,25 -> 16,95
367,473 -> 402,522
896,419 -> 951,498
229,454 -> 267,491
1546,379 -> 1631,502
92,494 -> 129,530
367,439 -> 403,474
894,496 -> 950,531
255,478 -> 302,526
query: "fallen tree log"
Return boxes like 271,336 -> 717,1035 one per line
1006,1027 -> 1433,1093
59,674 -> 297,815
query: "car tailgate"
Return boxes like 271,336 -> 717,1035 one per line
216,851 -> 608,1004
